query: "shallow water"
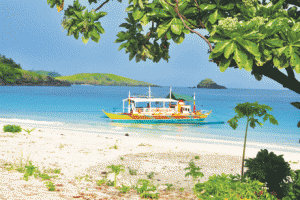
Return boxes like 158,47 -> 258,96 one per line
0,85 -> 299,152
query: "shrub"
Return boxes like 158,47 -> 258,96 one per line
134,179 -> 159,199
96,179 -> 106,186
243,149 -> 292,199
45,181 -> 56,191
128,167 -> 137,175
194,173 -> 279,199
281,169 -> 300,200
3,124 -> 22,133
117,184 -> 131,193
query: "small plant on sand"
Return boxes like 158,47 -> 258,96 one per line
184,159 -> 204,195
179,187 -> 184,192
195,156 -> 200,160
22,128 -> 35,135
106,164 -> 125,187
120,157 -> 124,160
23,161 -> 39,181
84,174 -> 92,181
106,180 -> 115,186
96,179 -> 107,186
134,179 -> 160,199
128,167 -> 137,175
165,183 -> 174,191
146,172 -> 155,179
118,184 -> 131,193
58,143 -> 65,149
109,144 -> 118,149
45,181 -> 56,191
3,124 -> 22,133
227,101 -> 278,178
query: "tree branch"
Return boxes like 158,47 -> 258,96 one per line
95,0 -> 110,11
163,0 -> 213,52
252,60 -> 300,94
285,65 -> 295,79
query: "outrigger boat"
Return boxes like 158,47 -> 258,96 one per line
102,87 -> 224,124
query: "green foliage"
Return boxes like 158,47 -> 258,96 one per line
197,78 -> 216,86
243,149 -> 293,199
106,164 -> 125,187
96,179 -> 106,186
228,101 -> 278,130
22,128 -> 35,135
128,167 -> 138,175
134,179 -> 159,199
194,173 -> 279,199
184,159 -> 204,195
117,184 -> 131,193
54,73 -> 156,86
28,70 -> 61,78
23,161 -> 39,181
281,169 -> 300,200
195,155 -> 200,159
146,171 -> 155,179
45,181 -> 56,191
3,125 -> 22,133
0,54 -> 22,69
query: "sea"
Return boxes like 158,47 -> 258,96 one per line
0,85 -> 299,153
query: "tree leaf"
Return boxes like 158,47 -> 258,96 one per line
236,38 -> 261,58
94,22 -> 105,34
208,9 -> 218,24
219,58 -> 231,72
138,0 -> 144,9
132,9 -> 145,20
82,36 -> 89,44
212,40 -> 231,54
173,32 -> 185,44
199,3 -> 216,11
157,19 -> 172,38
171,18 -> 183,35
264,38 -> 284,48
95,11 -> 107,21
224,41 -> 236,59
118,42 -> 128,51
140,14 -> 149,26
159,0 -> 177,17
133,0 -> 138,6
74,11 -> 83,19
182,7 -> 198,16
233,47 -> 253,71
219,4 -> 234,11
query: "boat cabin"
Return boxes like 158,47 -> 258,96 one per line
122,90 -> 194,115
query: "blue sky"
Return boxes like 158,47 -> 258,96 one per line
1,0 -> 300,90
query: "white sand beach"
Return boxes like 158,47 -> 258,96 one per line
0,118 -> 299,199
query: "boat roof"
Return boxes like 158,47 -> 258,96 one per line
123,98 -> 178,103
166,92 -> 194,102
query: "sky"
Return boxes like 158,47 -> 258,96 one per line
1,0 -> 300,90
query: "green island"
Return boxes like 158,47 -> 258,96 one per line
55,73 -> 158,87
197,78 -> 227,89
0,55 -> 157,87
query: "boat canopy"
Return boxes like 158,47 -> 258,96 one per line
166,92 -> 194,102
123,98 -> 178,103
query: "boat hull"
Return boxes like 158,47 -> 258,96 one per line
110,119 -> 224,124
102,110 -> 223,124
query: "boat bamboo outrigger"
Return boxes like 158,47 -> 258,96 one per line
102,87 -> 224,124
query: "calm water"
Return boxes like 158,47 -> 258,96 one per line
0,85 -> 299,152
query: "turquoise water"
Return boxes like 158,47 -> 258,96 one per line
0,85 -> 299,152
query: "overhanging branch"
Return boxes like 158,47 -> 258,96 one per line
163,0 -> 213,52
252,60 -> 300,94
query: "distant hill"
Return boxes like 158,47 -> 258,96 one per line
54,73 -> 158,87
0,63 -> 70,86
197,78 -> 226,89
28,70 -> 62,78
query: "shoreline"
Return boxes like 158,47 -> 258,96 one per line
1,117 -> 300,199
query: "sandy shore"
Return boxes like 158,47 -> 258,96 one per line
0,118 -> 300,199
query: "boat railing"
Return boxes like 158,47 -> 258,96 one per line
134,108 -> 174,113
